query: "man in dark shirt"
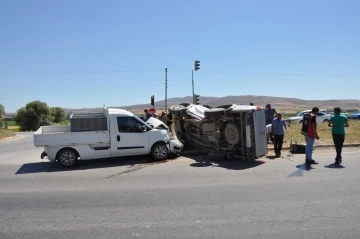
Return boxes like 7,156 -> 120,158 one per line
301,107 -> 320,165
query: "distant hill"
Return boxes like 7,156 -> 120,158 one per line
64,95 -> 360,114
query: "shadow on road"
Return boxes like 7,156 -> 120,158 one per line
266,155 -> 276,160
324,163 -> 345,169
288,164 -> 314,177
188,155 -> 265,171
15,155 -> 177,175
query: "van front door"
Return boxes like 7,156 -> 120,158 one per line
114,116 -> 150,156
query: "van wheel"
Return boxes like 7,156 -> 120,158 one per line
323,119 -> 329,123
151,142 -> 169,161
57,148 -> 78,167
299,120 -> 303,124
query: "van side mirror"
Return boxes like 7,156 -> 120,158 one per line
137,125 -> 147,132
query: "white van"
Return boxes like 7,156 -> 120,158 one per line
33,107 -> 183,167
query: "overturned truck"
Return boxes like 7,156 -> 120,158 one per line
168,103 -> 268,161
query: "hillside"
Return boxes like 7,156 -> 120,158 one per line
64,95 -> 360,114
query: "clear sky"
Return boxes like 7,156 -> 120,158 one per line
1,0 -> 360,112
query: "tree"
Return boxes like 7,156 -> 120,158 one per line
0,103 -> 5,117
50,107 -> 66,123
15,101 -> 50,131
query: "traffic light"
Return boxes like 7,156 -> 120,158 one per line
194,60 -> 200,71
151,95 -> 154,106
194,94 -> 200,105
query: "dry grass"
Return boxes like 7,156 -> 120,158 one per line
0,129 -> 16,139
8,126 -> 20,130
278,120 -> 360,147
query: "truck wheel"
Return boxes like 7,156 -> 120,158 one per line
214,104 -> 233,110
151,142 -> 169,161
56,148 -> 78,167
208,151 -> 227,161
168,104 -> 186,114
224,123 -> 241,145
204,108 -> 225,118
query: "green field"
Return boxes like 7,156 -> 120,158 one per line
6,121 -> 17,126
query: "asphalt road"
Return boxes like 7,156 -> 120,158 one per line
1,133 -> 360,239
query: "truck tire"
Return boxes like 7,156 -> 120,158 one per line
214,105 -> 234,116
151,142 -> 169,161
224,123 -> 241,145
208,151 -> 227,161
179,103 -> 191,107
204,108 -> 225,118
168,104 -> 186,114
56,148 -> 78,167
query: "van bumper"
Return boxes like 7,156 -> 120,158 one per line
169,138 -> 184,153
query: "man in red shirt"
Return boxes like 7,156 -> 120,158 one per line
301,107 -> 320,165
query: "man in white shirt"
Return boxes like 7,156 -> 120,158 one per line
266,124 -> 272,144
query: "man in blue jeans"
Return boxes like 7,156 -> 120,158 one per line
301,107 -> 320,165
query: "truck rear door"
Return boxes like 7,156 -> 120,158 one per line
253,110 -> 268,157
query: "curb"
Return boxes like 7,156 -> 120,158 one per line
313,144 -> 360,148
181,144 -> 360,156
268,144 -> 360,151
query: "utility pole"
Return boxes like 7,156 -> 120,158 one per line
192,69 -> 194,103
165,68 -> 168,111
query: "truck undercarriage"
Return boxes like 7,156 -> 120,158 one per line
168,103 -> 268,161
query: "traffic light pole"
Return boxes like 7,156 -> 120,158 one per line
165,68 -> 168,111
192,69 -> 195,104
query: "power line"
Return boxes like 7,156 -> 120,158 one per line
1,68 -> 359,78
0,69 -> 164,75
171,69 -> 360,77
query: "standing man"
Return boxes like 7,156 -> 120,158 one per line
144,109 -> 153,121
301,107 -> 320,165
328,107 -> 349,165
160,111 -> 167,123
265,104 -> 277,143
272,113 -> 288,157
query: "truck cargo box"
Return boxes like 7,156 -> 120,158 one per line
70,112 -> 108,132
